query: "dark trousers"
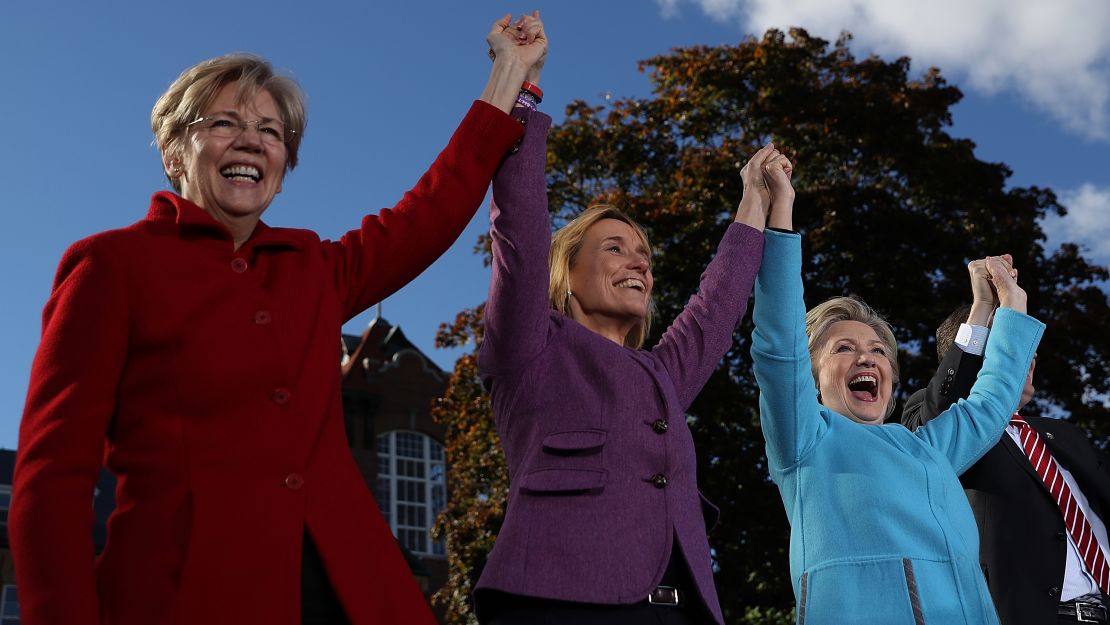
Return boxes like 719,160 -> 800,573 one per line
301,531 -> 352,625
488,597 -> 702,625
484,546 -> 713,625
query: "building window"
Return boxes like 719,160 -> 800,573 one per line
1,585 -> 18,624
375,431 -> 446,557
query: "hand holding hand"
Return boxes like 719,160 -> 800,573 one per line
481,11 -> 548,114
985,255 -> 1026,315
966,254 -> 1015,325
487,11 -> 547,81
739,143 -> 776,213
763,151 -> 795,230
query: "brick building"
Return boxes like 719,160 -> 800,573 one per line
340,316 -> 450,598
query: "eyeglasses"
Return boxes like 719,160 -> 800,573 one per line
187,114 -> 296,146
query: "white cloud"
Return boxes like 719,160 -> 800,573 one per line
656,0 -> 1110,140
1043,183 -> 1110,264
657,0 -> 681,19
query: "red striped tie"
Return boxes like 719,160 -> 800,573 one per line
1010,414 -> 1110,593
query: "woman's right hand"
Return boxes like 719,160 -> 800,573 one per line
763,150 -> 794,230
734,143 -> 779,230
966,254 -> 1015,325
985,255 -> 1027,314
487,12 -> 547,80
481,12 -> 548,113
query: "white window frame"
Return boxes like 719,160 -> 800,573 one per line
375,431 -> 446,557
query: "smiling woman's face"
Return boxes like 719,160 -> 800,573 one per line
816,320 -> 895,424
175,81 -> 287,222
566,218 -> 654,333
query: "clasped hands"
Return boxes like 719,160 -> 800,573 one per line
969,254 -> 1027,316
736,143 -> 795,231
488,11 -> 547,85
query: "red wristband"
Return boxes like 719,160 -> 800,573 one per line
521,81 -> 543,102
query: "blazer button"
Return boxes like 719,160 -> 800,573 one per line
1048,586 -> 1060,597
273,388 -> 291,404
1056,531 -> 1066,542
652,419 -> 669,434
230,257 -> 249,273
1044,432 -> 1055,440
254,310 -> 272,325
651,473 -> 667,489
284,473 -> 304,490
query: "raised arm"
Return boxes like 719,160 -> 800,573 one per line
751,230 -> 827,472
749,150 -> 828,471
481,11 -> 547,114
651,145 -> 779,407
914,257 -> 1044,473
902,257 -> 1003,428
479,106 -> 553,375
324,13 -> 550,319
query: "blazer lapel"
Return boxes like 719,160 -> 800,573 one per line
999,427 -> 1052,496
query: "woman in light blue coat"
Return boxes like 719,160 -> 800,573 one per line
749,157 -> 1044,624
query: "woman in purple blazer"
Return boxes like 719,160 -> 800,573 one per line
472,30 -> 790,623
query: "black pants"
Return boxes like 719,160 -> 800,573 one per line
487,597 -> 701,625
484,547 -> 713,625
301,531 -> 352,625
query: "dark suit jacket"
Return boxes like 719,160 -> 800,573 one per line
902,347 -> 1110,625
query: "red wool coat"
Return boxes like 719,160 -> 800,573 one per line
12,101 -> 523,625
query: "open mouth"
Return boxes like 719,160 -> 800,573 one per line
221,165 -> 261,183
847,374 -> 879,402
615,278 -> 645,292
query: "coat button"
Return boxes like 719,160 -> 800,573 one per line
1048,586 -> 1060,597
650,473 -> 667,489
1044,432 -> 1055,440
273,388 -> 291,404
1056,531 -> 1066,542
230,258 -> 248,273
284,473 -> 304,490
652,419 -> 669,434
254,310 -> 272,325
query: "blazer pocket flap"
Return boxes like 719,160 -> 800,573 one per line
541,429 -> 607,454
520,467 -> 608,493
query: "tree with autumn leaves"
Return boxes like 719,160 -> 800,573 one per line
431,28 -> 1110,624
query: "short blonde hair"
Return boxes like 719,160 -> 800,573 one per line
151,53 -> 306,192
549,205 -> 655,349
805,296 -> 900,415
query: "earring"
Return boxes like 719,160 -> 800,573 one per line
566,290 -> 573,297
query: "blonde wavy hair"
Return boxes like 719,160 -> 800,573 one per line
151,53 -> 306,193
549,205 -> 655,348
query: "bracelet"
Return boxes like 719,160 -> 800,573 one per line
521,81 -> 543,103
516,91 -> 538,111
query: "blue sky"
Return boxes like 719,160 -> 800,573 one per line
2,1 -> 1108,449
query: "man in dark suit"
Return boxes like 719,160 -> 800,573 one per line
903,258 -> 1110,625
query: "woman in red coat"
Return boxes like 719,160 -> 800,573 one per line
11,14 -> 547,625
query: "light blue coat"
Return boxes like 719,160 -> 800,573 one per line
751,230 -> 1044,625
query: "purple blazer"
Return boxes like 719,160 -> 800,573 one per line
473,107 -> 764,625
